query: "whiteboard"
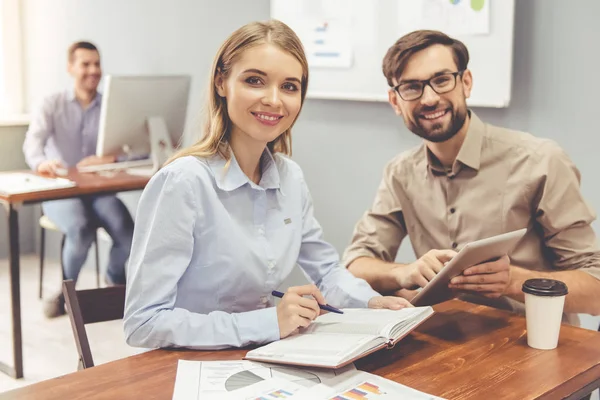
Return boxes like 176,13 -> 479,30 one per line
271,0 -> 515,108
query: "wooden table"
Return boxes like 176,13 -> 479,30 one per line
2,300 -> 599,399
0,170 -> 149,379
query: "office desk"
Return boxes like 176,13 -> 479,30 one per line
0,170 -> 149,379
1,299 -> 599,399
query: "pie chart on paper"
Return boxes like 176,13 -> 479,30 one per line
224,366 -> 321,391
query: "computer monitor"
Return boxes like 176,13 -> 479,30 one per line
95,75 -> 191,169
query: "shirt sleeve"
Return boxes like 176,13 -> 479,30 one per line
296,176 -> 381,309
22,97 -> 54,170
342,160 -> 408,267
533,141 -> 600,279
123,166 -> 280,350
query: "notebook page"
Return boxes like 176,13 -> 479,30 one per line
306,308 -> 431,339
246,333 -> 384,367
386,307 -> 434,340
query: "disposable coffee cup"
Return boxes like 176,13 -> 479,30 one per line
522,278 -> 568,350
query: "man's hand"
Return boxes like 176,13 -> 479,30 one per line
368,296 -> 413,310
448,255 -> 511,298
392,249 -> 457,289
37,159 -> 65,176
76,155 -> 116,168
276,285 -> 325,339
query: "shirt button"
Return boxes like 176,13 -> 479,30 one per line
267,261 -> 275,269
450,207 -> 456,214
260,296 -> 268,304
257,227 -> 265,235
452,242 -> 458,249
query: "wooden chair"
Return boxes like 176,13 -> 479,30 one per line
62,279 -> 126,369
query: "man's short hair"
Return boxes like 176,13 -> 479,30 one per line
382,30 -> 469,87
67,41 -> 99,63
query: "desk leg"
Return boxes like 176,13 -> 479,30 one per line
0,205 -> 23,378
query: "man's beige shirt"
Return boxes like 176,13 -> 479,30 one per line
343,111 -> 600,322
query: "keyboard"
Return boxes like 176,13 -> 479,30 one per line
124,166 -> 156,177
76,159 -> 153,173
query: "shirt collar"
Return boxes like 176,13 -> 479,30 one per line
455,110 -> 484,171
259,149 -> 281,190
425,109 -> 484,174
207,147 -> 281,192
67,89 -> 102,108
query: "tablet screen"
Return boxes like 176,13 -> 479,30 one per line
410,228 -> 527,307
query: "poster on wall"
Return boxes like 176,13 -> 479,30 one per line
271,0 -> 354,69
398,0 -> 490,37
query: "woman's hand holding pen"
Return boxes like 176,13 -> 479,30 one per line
276,284 -> 325,339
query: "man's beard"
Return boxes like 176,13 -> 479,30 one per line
406,104 -> 467,143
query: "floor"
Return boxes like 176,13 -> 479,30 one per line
0,255 -> 142,393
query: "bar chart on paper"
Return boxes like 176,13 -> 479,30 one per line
329,379 -> 441,399
224,377 -> 305,399
329,381 -> 389,400
253,389 -> 296,399
258,390 -> 294,398
299,371 -> 445,400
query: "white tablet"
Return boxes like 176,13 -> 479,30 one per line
410,228 -> 527,307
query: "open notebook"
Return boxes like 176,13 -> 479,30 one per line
245,306 -> 434,369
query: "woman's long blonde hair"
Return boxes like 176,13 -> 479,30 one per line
167,20 -> 309,165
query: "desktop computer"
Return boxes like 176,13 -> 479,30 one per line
77,75 -> 191,175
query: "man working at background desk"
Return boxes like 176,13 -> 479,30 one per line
343,30 -> 600,324
22,41 -> 134,318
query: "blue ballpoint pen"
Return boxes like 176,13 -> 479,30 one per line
271,290 -> 344,314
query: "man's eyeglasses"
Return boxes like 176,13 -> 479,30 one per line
393,71 -> 465,101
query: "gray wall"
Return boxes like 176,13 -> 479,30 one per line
14,0 -> 600,332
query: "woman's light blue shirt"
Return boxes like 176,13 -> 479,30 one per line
123,150 -> 380,350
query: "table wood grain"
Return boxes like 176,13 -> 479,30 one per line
0,169 -> 150,205
2,299 -> 599,399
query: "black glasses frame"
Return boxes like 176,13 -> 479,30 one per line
393,70 -> 465,101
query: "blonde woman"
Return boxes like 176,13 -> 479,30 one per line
123,20 -> 411,350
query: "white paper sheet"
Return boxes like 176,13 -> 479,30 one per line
0,172 -> 76,195
172,359 -> 355,400
297,370 -> 446,400
222,377 -> 305,399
